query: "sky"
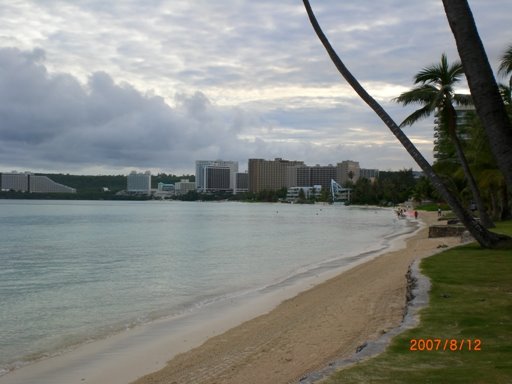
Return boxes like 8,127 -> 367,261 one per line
0,1 -> 510,176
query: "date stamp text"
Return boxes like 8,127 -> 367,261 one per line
409,338 -> 482,352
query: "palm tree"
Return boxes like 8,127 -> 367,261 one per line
442,0 -> 512,190
394,54 -> 494,228
302,0 -> 510,248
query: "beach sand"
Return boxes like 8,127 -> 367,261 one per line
132,211 -> 461,384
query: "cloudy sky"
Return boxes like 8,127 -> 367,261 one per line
0,1 -> 510,175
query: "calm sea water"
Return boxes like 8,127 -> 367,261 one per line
0,200 -> 414,374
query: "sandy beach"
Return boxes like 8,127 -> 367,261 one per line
132,211 -> 460,384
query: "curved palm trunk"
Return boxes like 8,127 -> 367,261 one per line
501,184 -> 511,220
303,0 -> 509,248
450,133 -> 494,228
442,0 -> 512,190
446,106 -> 495,228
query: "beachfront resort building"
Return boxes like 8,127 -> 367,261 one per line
0,172 -> 28,191
154,182 -> 175,199
248,158 -> 305,193
433,105 -> 475,162
127,171 -> 151,195
0,172 -> 76,193
195,160 -> 238,193
174,179 -> 196,195
235,172 -> 249,193
296,164 -> 338,190
286,185 -> 322,202
337,160 -> 360,185
247,159 -> 362,193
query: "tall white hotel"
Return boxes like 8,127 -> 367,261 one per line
195,160 -> 238,193
127,171 -> 152,195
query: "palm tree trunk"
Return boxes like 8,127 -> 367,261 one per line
449,131 -> 495,228
446,106 -> 495,228
442,0 -> 512,191
501,184 -> 511,220
302,0 -> 509,248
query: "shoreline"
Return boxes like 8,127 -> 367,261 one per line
130,211 -> 460,384
0,211 -> 452,384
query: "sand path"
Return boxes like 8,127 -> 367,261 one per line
133,211 -> 460,384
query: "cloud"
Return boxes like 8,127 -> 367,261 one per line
0,48 -> 241,173
0,46 -> 431,175
0,1 -> 511,175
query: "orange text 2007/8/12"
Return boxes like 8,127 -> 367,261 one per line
409,338 -> 482,351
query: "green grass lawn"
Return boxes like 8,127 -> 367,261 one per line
323,221 -> 512,384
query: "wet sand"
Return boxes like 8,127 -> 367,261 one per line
132,211 -> 460,384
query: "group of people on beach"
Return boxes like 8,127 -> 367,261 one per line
395,207 -> 418,219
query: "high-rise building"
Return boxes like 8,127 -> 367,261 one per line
195,160 -> 238,192
1,172 -> 29,191
235,172 -> 249,193
29,175 -> 77,193
0,172 -> 76,193
248,158 -> 304,193
296,164 -> 338,190
433,105 -> 475,162
127,171 -> 151,195
337,161 -> 360,185
205,167 -> 231,191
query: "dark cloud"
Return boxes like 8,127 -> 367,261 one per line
0,48 -> 240,173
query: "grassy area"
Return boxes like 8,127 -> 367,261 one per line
415,202 -> 451,212
323,221 -> 512,384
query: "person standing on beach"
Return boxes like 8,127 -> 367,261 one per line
414,210 -> 418,219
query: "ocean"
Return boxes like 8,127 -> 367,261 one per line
0,199 -> 415,376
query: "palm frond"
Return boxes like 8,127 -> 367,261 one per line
393,84 -> 438,106
498,44 -> 512,77
444,54 -> 464,84
415,65 -> 443,85
498,83 -> 512,104
415,53 -> 464,87
399,106 -> 433,127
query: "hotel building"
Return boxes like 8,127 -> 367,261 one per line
195,160 -> 238,192
248,158 -> 304,193
127,171 -> 151,195
337,160 -> 360,185
296,164 -> 338,190
246,159 -> 363,194
235,172 -> 249,193
0,172 -> 76,193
